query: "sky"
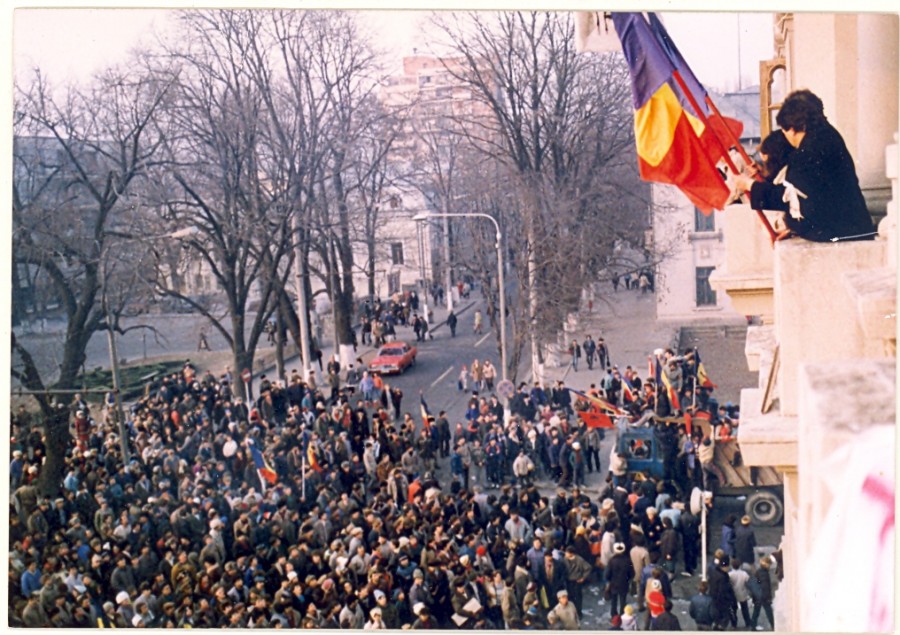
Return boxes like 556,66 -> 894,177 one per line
12,8 -> 774,94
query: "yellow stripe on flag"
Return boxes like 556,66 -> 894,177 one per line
635,82 -> 705,167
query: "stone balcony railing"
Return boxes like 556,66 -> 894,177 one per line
722,132 -> 897,632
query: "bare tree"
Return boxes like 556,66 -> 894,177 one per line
427,11 -> 649,381
301,11 -> 390,365
12,67 -> 173,493
148,10 -> 297,397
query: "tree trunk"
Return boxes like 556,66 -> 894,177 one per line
367,236 -> 377,298
36,404 -> 71,497
274,307 -> 285,382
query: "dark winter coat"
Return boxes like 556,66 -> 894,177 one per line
708,566 -> 737,616
733,524 -> 757,566
749,120 -> 875,242
652,610 -> 681,631
604,553 -> 633,595
689,592 -> 716,626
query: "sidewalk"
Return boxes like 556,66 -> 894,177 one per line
538,288 -> 679,393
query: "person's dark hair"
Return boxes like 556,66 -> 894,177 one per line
758,129 -> 794,179
775,89 -> 826,132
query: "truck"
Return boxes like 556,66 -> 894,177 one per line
615,419 -> 784,526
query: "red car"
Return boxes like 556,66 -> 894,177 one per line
369,341 -> 417,375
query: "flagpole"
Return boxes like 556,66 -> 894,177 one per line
654,356 -> 661,418
693,348 -> 699,410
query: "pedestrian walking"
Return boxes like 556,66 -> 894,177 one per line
473,310 -> 484,334
750,557 -> 775,630
458,365 -> 468,391
447,310 -> 458,338
569,340 -> 581,372
583,335 -> 596,370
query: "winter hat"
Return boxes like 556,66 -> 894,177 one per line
374,590 -> 386,601
116,591 -> 130,605
614,542 -> 626,554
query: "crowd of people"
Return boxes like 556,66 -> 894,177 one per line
9,315 -> 779,631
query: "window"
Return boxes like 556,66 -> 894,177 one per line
390,243 -> 404,265
694,207 -> 716,232
696,267 -> 717,307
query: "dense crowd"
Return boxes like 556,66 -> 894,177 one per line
10,314 -> 778,630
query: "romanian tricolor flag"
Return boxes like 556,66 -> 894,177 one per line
420,393 -> 434,431
611,13 -> 743,214
659,361 -> 681,412
622,381 -> 636,404
694,348 -> 716,390
248,439 -> 278,490
307,443 -> 323,474
568,388 -> 626,429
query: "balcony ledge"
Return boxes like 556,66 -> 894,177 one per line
744,325 -> 776,373
738,388 -> 798,468
842,266 -> 897,346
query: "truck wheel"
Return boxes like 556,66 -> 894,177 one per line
745,491 -> 783,526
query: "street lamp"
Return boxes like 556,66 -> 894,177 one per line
413,211 -> 507,382
101,225 -> 200,461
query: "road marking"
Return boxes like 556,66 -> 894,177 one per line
431,365 -> 455,389
474,333 -> 491,348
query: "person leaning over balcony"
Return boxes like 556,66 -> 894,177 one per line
734,89 -> 876,243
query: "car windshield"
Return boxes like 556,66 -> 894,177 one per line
379,346 -> 405,356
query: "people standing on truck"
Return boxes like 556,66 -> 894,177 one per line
699,437 -> 726,488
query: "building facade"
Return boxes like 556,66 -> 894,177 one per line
709,12 -> 898,632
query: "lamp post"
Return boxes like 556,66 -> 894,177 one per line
290,213 -> 314,384
413,212 -> 507,382
100,225 -> 200,462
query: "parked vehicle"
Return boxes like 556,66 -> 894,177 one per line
368,341 -> 417,375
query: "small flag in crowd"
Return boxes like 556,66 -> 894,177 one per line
420,393 -> 434,431
695,348 -> 717,389
622,381 -> 636,403
248,438 -> 278,489
307,443 -> 323,473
